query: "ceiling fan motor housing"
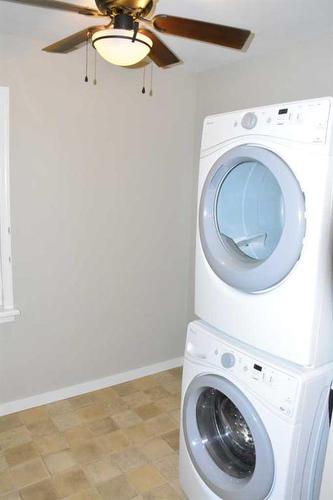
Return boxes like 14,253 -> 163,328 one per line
95,0 -> 155,17
114,13 -> 135,30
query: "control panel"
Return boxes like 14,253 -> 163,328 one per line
233,353 -> 298,417
186,329 -> 299,419
202,98 -> 331,150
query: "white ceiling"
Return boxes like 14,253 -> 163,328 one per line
1,0 -> 333,71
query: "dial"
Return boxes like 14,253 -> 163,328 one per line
241,112 -> 258,129
221,352 -> 236,368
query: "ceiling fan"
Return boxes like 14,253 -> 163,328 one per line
2,0 -> 253,68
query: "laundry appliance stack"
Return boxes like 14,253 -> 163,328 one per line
179,98 -> 333,500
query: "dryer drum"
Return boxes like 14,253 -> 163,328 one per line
196,388 -> 256,479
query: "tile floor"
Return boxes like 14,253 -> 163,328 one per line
0,367 -> 185,499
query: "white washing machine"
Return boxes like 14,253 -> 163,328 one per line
180,321 -> 333,500
196,97 -> 333,367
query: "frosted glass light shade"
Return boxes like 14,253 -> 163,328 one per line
92,29 -> 153,67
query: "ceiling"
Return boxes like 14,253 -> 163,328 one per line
1,0 -> 333,71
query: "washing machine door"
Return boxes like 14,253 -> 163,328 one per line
183,374 -> 274,500
199,144 -> 305,292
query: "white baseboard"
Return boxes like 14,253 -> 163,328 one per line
0,356 -> 183,417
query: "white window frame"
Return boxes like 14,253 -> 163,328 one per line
0,87 -> 19,322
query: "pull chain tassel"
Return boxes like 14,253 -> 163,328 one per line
93,48 -> 97,86
84,36 -> 89,83
149,64 -> 153,97
142,67 -> 146,94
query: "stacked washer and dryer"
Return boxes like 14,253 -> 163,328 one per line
180,98 -> 333,499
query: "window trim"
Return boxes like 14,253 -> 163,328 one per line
0,87 -> 19,322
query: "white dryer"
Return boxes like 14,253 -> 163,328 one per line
196,97 -> 333,366
180,321 -> 333,500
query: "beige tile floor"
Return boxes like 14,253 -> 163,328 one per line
0,368 -> 185,499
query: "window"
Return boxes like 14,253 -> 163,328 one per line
0,87 -> 19,322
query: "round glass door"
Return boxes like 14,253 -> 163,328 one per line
183,374 -> 274,500
196,388 -> 255,480
199,145 -> 305,292
216,161 -> 284,261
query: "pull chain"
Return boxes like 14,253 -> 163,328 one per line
93,48 -> 97,86
149,64 -> 153,97
84,36 -> 89,83
142,67 -> 146,94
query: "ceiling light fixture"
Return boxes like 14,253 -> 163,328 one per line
92,28 -> 152,66
91,14 -> 153,67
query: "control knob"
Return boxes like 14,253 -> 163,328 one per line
221,352 -> 235,368
241,112 -> 258,129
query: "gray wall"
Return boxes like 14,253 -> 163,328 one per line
0,34 -> 196,405
197,34 -> 333,121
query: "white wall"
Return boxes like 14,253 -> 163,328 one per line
0,33 -> 196,406
195,33 -> 333,499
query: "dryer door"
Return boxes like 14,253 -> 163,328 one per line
199,145 -> 305,292
183,374 -> 274,500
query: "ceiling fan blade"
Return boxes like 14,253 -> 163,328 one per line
43,26 -> 106,53
152,15 -> 252,50
1,0 -> 102,16
139,28 -> 180,68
